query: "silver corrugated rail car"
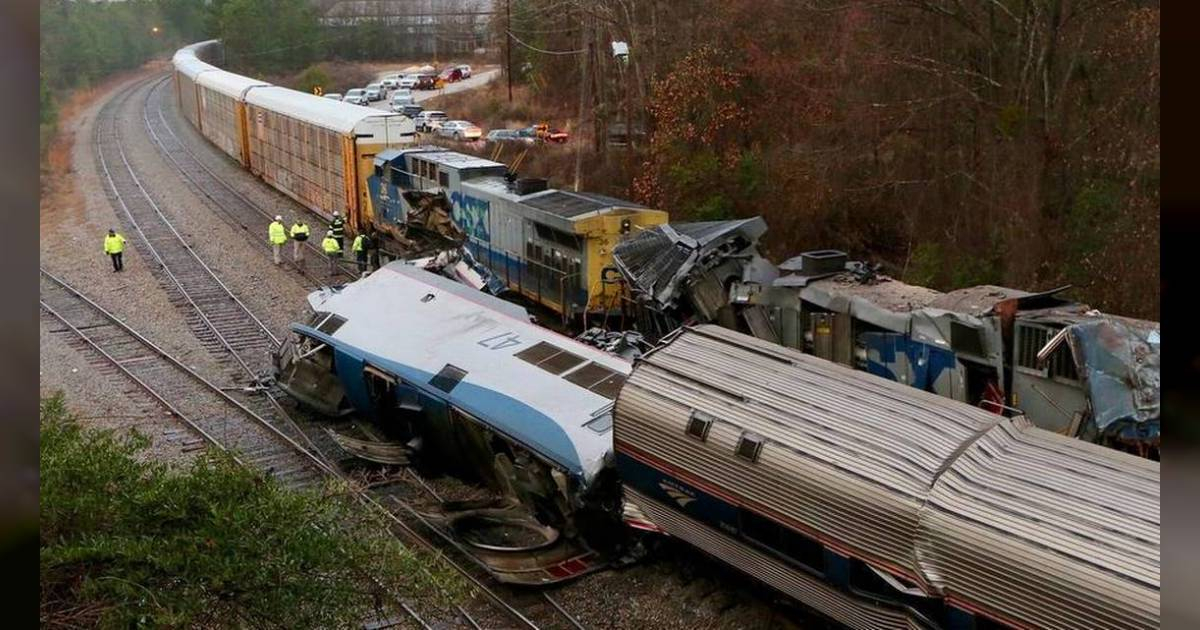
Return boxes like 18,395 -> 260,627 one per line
615,324 -> 1158,629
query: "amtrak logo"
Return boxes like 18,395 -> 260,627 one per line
659,480 -> 697,509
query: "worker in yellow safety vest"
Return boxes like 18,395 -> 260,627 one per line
104,228 -> 126,272
289,219 -> 310,263
322,230 -> 342,276
352,233 -> 367,273
268,215 -> 287,265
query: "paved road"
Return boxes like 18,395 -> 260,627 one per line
367,66 -> 500,112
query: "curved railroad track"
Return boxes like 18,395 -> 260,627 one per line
81,73 -> 588,630
141,75 -> 358,286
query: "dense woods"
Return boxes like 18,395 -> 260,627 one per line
506,0 -> 1159,319
38,0 -> 1159,318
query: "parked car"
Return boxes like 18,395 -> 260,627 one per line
525,123 -> 569,143
389,91 -> 415,112
437,120 -> 483,141
398,74 -> 418,89
323,93 -> 343,101
415,74 -> 437,90
486,129 -> 534,145
365,83 -> 384,101
342,88 -> 368,105
414,110 -> 449,132
400,104 -> 424,119
455,64 -> 472,79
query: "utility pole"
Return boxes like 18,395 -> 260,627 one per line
573,14 -> 591,192
506,0 -> 513,102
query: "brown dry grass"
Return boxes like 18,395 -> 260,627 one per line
41,60 -> 167,236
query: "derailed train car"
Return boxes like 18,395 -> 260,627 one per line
615,325 -> 1159,629
171,42 -> 416,235
613,224 -> 1161,458
368,146 -> 668,319
273,262 -> 630,581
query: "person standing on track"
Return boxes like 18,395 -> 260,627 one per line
367,227 -> 381,271
329,210 -> 346,252
103,228 -> 126,272
289,219 -> 310,263
352,232 -> 369,274
322,230 -> 342,277
268,215 -> 287,265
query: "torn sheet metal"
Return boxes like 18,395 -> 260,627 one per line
1066,318 -> 1160,437
325,428 -> 411,465
612,217 -> 768,310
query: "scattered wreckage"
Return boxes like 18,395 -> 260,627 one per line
610,218 -> 1160,459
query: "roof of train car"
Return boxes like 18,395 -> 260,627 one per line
172,45 -> 217,80
462,177 -> 650,223
196,68 -> 272,99
615,324 -> 1005,583
919,417 -> 1159,628
297,263 -> 630,483
244,86 -> 403,134
799,273 -> 944,314
405,149 -> 506,171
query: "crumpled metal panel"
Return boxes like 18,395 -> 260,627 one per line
917,418 -> 1159,629
611,218 -> 768,309
1066,319 -> 1160,433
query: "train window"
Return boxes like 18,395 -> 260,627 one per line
735,433 -> 765,462
526,239 -> 535,258
584,413 -> 613,433
438,170 -> 449,187
686,411 -> 714,441
430,364 -> 467,393
950,321 -> 986,357
1016,324 -> 1049,370
316,314 -> 347,335
739,509 -> 824,575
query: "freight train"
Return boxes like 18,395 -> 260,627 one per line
273,263 -> 1159,628
171,41 -> 415,244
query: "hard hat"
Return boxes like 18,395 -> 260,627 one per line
333,210 -> 340,216
275,215 -> 283,221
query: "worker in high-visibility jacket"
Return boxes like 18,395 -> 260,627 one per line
103,228 -> 126,272
329,210 -> 346,251
322,230 -> 342,276
268,215 -> 287,265
289,220 -> 310,263
352,233 -> 368,274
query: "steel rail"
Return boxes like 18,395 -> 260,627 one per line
116,72 -> 590,630
140,76 -> 359,283
95,81 -> 323,458
40,268 -> 334,478
41,267 -> 430,626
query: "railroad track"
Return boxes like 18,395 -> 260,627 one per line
141,75 -> 358,286
40,268 -> 329,489
81,74 -> 589,629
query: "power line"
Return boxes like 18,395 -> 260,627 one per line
505,29 -> 584,55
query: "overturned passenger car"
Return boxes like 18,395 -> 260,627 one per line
273,262 -> 631,581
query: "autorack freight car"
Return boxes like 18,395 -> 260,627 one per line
615,325 -> 1159,629
171,41 -> 416,233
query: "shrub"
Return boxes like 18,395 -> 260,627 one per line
40,395 -> 464,627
